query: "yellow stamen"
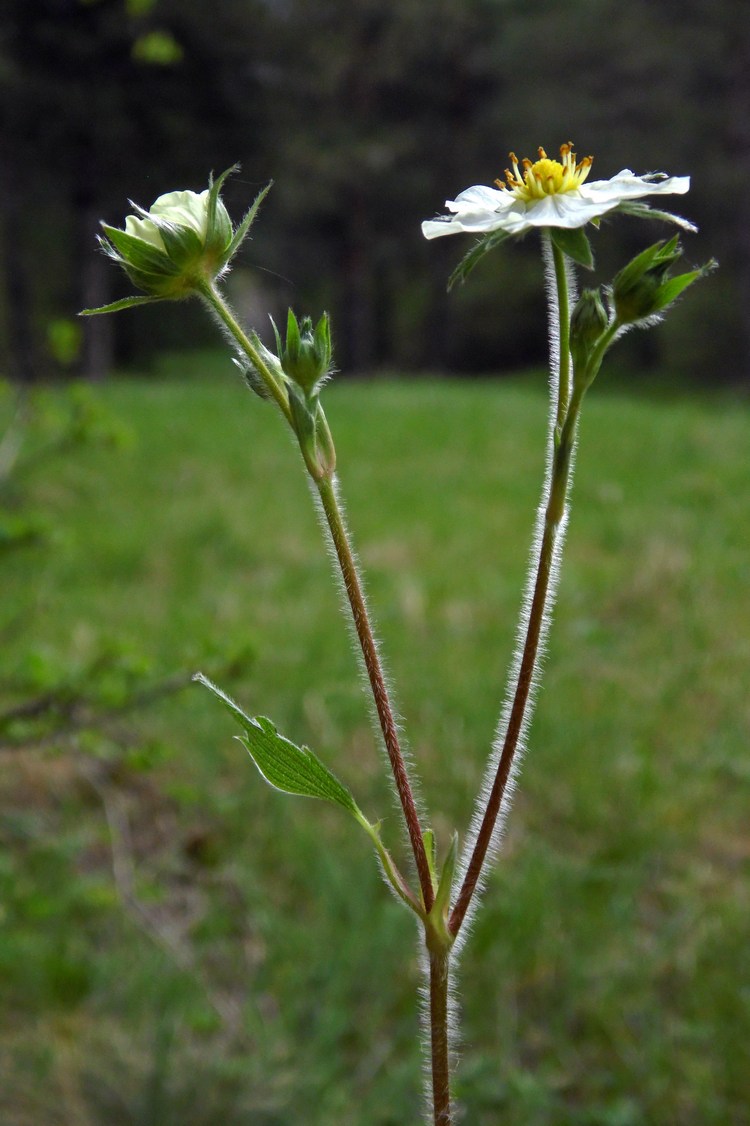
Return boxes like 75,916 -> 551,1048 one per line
494,142 -> 594,201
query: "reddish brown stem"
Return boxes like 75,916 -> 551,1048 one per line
429,949 -> 452,1124
317,476 -> 434,913
449,395 -> 582,937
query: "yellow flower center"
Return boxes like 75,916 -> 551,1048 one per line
496,143 -> 594,201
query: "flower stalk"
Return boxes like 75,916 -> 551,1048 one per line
316,475 -> 434,913
450,238 -> 581,938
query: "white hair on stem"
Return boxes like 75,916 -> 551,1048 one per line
309,474 -> 429,859
450,234 -> 579,959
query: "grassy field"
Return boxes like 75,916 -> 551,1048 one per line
1,365 -> 749,1125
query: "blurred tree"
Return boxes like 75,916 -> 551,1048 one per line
0,0 -> 272,380
0,0 -> 742,381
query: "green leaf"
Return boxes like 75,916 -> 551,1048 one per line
447,228 -> 513,291
194,673 -> 360,815
551,226 -> 594,270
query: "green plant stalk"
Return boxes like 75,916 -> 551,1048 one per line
450,243 -> 580,937
197,278 -> 431,909
551,239 -> 574,431
197,280 -> 293,424
199,280 -> 432,909
317,475 -> 434,913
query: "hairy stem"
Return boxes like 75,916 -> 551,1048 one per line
450,244 -> 579,936
551,239 -> 574,430
197,280 -> 292,424
317,476 -> 434,912
198,280 -> 432,907
428,949 -> 452,1125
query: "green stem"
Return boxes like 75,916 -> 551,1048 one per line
199,279 -> 428,911
551,238 -> 573,431
317,476 -> 434,913
197,280 -> 292,425
450,243 -> 580,937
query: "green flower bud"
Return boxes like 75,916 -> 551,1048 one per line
570,287 -> 609,374
84,169 -> 272,313
611,236 -> 714,326
279,309 -> 333,394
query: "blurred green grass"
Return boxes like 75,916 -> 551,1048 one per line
1,365 -> 748,1124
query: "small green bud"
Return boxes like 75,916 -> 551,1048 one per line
611,236 -> 714,326
280,309 -> 333,394
570,288 -> 609,373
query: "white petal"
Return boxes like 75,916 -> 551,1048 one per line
422,217 -> 466,239
582,172 -> 690,204
150,189 -> 210,237
124,214 -> 166,251
518,193 -> 616,229
448,184 -> 508,211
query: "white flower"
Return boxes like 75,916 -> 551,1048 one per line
422,143 -> 694,240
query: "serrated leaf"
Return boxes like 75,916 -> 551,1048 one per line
447,228 -> 513,291
194,673 -> 360,815
551,226 -> 595,270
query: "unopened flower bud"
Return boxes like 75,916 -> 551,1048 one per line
279,309 -> 332,394
570,288 -> 609,373
85,169 -> 272,313
612,236 -> 685,325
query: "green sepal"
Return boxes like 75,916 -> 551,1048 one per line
100,225 -> 181,276
448,228 -> 514,291
648,259 -> 717,314
206,165 -> 237,256
225,180 -> 274,262
615,200 -> 697,233
551,226 -> 595,270
151,220 -> 205,270
80,295 -> 165,316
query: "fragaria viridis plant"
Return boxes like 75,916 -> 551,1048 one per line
84,143 -> 715,1125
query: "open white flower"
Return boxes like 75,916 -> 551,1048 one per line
422,143 -> 694,240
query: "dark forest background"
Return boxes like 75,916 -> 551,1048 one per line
1,0 -> 747,384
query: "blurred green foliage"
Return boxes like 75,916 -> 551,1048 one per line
1,371 -> 748,1122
